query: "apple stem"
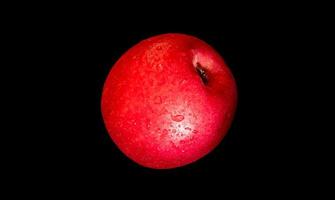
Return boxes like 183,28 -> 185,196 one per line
195,63 -> 208,85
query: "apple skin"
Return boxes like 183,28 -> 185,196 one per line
101,33 -> 237,169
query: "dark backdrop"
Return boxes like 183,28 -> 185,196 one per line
9,12 -> 307,190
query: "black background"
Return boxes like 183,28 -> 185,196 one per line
6,6 -> 319,192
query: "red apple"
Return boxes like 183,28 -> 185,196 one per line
101,33 -> 237,169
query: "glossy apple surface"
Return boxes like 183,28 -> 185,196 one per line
101,33 -> 237,169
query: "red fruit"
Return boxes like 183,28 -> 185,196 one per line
101,33 -> 237,169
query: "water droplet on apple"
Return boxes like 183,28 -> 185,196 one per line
146,119 -> 151,129
156,46 -> 162,50
153,63 -> 163,72
170,141 -> 178,149
176,132 -> 185,138
171,114 -> 184,122
154,96 -> 162,104
192,130 -> 198,134
172,129 -> 176,133
160,129 -> 168,139
185,127 -> 192,131
155,63 -> 163,72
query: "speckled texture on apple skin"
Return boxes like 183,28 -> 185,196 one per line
101,33 -> 237,169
